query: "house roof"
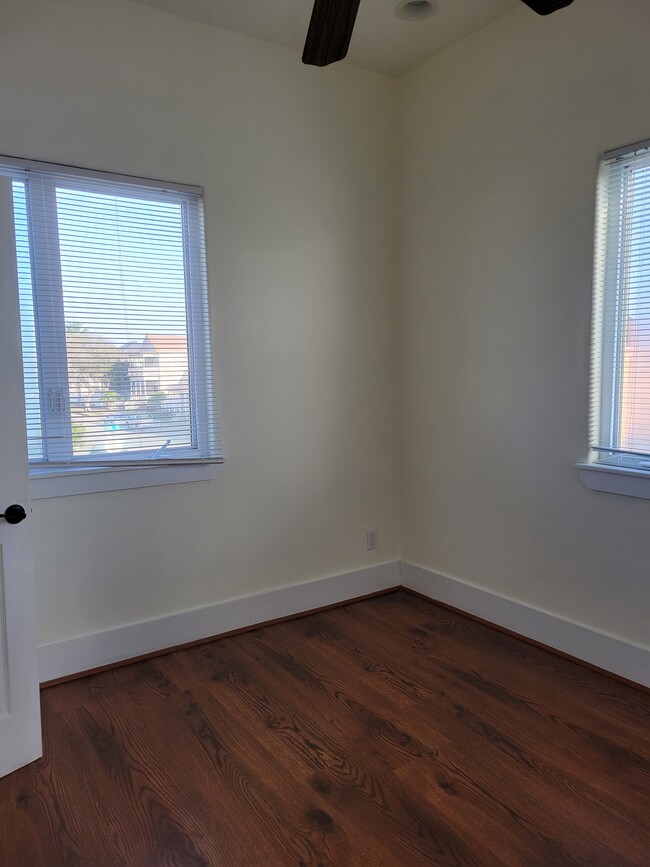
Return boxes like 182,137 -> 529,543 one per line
144,334 -> 188,353
120,339 -> 145,353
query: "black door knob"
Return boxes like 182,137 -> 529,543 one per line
1,504 -> 27,524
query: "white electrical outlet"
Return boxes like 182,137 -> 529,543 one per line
367,529 -> 378,550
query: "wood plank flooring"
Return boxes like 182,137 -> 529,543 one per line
1,589 -> 648,866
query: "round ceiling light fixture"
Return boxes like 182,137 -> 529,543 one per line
395,0 -> 440,21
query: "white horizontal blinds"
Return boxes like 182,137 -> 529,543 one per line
3,158 -> 219,467
593,142 -> 650,463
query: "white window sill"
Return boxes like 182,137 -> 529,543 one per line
577,462 -> 650,501
30,461 -> 223,500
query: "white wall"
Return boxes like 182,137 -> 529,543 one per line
399,0 -> 650,646
2,0 -> 649,657
0,0 -> 398,644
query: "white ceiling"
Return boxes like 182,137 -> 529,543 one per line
129,0 -> 520,77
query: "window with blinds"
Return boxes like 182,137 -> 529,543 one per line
591,140 -> 650,470
2,157 -> 220,472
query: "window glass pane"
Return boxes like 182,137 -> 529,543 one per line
55,187 -> 193,458
12,181 -> 43,461
618,163 -> 650,454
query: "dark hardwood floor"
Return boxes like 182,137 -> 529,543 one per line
1,590 -> 648,866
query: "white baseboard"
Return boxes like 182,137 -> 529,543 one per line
38,561 -> 400,683
38,558 -> 648,690
400,561 -> 650,688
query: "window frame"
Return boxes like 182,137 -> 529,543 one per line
2,155 -> 222,497
579,138 -> 650,499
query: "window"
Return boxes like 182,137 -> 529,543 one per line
3,156 -> 221,490
582,139 -> 650,497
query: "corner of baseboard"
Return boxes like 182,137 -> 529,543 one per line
399,560 -> 649,690
39,556 -> 646,693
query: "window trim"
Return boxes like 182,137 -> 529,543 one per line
577,462 -> 650,501
0,153 -> 202,196
580,138 -> 650,498
3,154 -> 221,493
30,461 -> 223,500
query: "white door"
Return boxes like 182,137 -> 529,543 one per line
0,175 -> 42,777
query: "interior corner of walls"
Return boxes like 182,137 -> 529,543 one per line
400,562 -> 650,689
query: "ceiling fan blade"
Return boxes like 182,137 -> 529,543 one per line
521,0 -> 575,14
302,0 -> 362,67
